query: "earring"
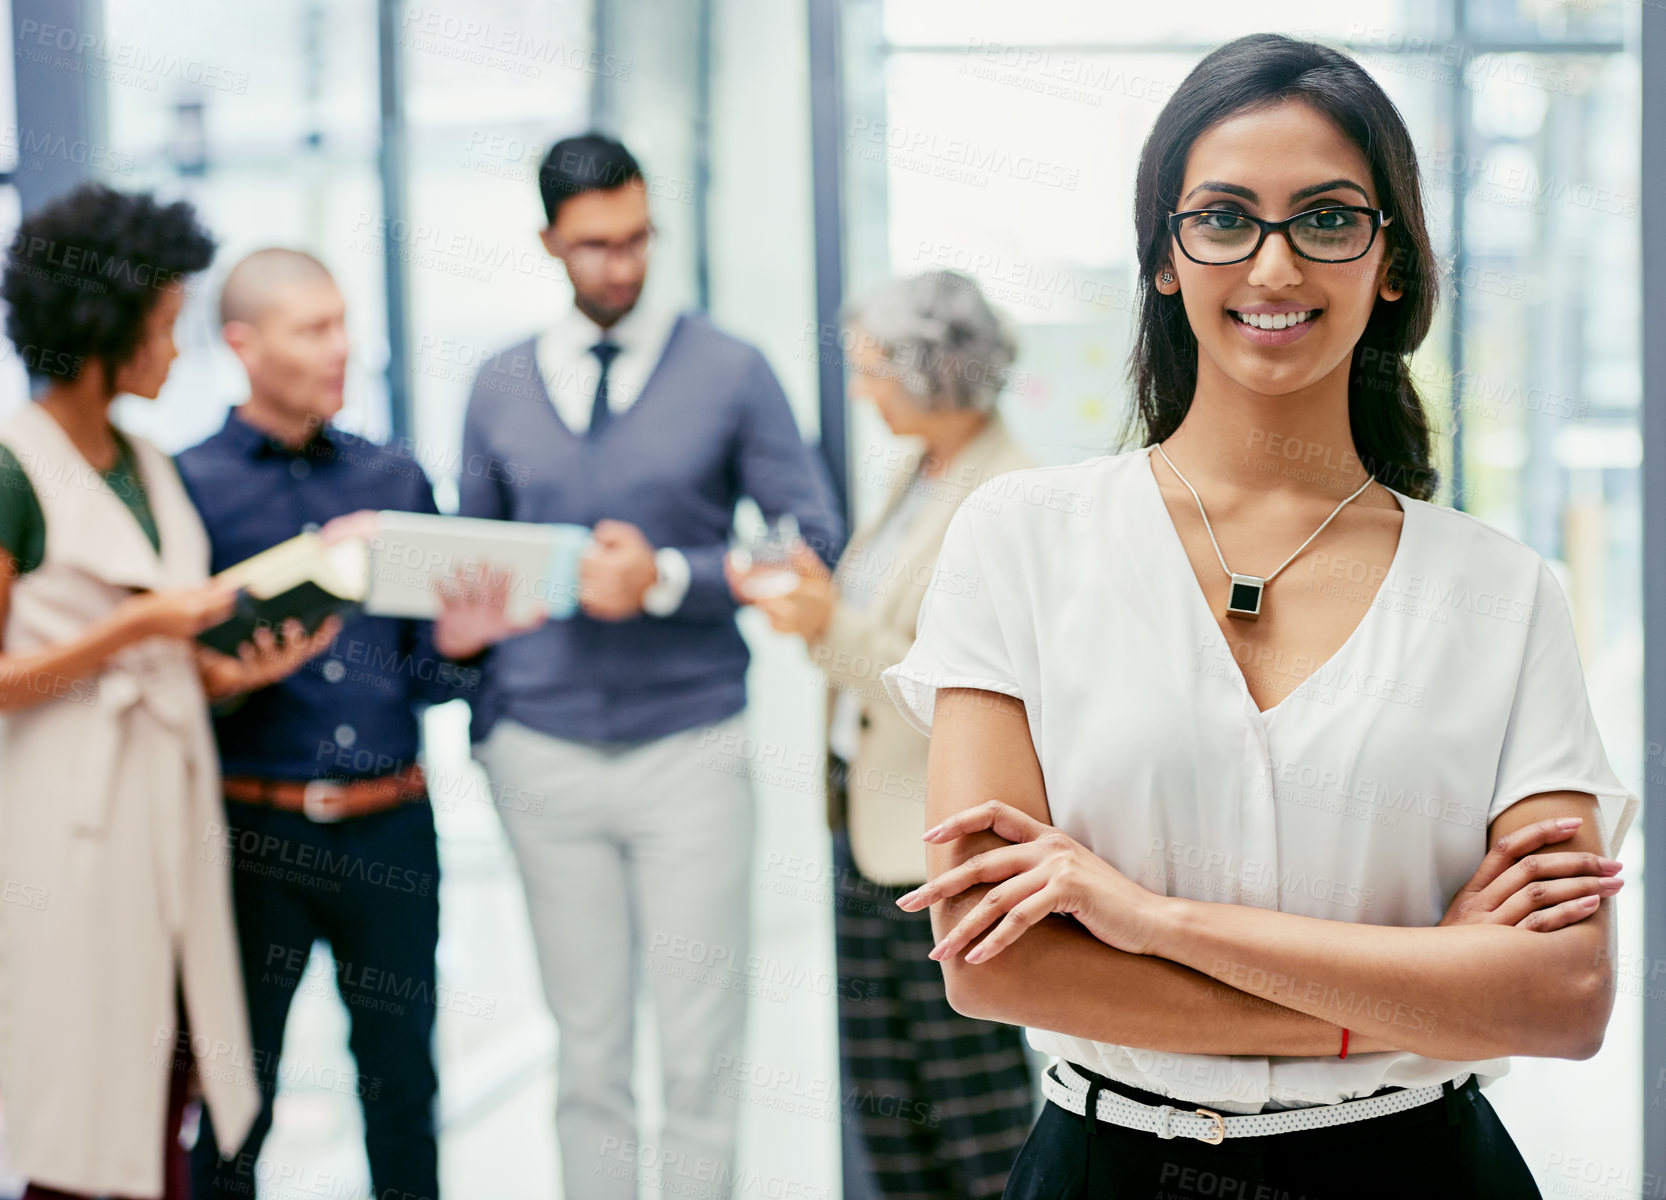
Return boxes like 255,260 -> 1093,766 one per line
1160,271 -> 1174,284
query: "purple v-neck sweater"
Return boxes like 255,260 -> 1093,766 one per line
459,312 -> 844,744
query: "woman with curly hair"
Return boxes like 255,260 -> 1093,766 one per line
0,184 -> 339,1200
883,35 -> 1634,1198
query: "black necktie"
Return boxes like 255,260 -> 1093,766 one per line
587,340 -> 623,438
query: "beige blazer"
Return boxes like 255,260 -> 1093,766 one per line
0,403 -> 258,1197
808,413 -> 1033,885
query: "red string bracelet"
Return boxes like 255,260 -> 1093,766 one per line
1339,1027 -> 1350,1059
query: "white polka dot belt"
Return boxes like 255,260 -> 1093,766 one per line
1043,1059 -> 1471,1144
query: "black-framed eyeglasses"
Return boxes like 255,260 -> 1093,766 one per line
1166,206 -> 1393,265
559,224 -> 657,266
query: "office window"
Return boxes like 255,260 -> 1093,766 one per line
0,184 -> 22,414
399,0 -> 592,506
97,0 -> 386,453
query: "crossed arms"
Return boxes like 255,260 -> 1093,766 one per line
906,687 -> 1621,1062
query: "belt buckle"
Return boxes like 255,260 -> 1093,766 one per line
302,780 -> 348,823
1193,1106 -> 1226,1145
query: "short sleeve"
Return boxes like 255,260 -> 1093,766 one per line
1487,558 -> 1638,857
881,498 -> 1026,737
0,442 -> 46,577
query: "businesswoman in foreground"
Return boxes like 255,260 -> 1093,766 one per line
882,34 -> 1636,1199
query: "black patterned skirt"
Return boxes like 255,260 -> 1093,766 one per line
830,798 -> 1037,1200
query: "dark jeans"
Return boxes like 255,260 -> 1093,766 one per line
189,797 -> 442,1200
1003,1063 -> 1542,1200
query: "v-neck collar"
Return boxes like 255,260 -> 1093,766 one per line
529,312 -> 685,442
1137,444 -> 1414,720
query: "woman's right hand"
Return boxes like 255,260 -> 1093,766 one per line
115,580 -> 239,643
1440,816 -> 1623,932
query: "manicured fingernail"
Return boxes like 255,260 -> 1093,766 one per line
896,891 -> 919,909
964,947 -> 987,964
1556,818 -> 1583,831
922,824 -> 944,841
1599,859 -> 1623,875
927,944 -> 945,961
1578,895 -> 1601,908
1600,878 -> 1624,890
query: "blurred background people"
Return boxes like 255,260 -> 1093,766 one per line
0,186 -> 336,1200
177,248 -> 530,1200
737,269 -> 1037,1199
459,133 -> 844,1199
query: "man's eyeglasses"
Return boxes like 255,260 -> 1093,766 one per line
1166,206 -> 1392,266
559,226 -> 655,269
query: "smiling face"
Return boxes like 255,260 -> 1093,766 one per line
1156,98 -> 1402,400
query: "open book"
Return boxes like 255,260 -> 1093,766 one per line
194,514 -> 594,653
195,532 -> 369,655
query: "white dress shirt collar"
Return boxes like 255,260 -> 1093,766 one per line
547,298 -> 676,360
534,300 -> 680,436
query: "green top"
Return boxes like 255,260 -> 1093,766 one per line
0,428 -> 161,576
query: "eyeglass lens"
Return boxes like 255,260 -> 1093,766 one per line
1177,210 -> 1375,263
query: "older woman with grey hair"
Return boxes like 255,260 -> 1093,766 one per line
732,269 -> 1037,1198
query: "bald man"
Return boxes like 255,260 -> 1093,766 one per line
175,249 -> 514,1200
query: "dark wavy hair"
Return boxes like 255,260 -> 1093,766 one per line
1124,34 -> 1440,501
2,183 -> 216,387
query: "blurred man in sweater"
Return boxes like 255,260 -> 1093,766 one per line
460,134 -> 843,1199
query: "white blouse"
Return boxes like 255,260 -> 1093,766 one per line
881,445 -> 1638,1114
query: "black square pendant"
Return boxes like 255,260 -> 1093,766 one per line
1226,573 -> 1265,621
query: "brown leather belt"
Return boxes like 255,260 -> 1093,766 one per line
222,763 -> 427,823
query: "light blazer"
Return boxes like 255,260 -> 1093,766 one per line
808,412 -> 1033,885
0,403 -> 258,1196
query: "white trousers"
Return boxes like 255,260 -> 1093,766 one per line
476,712 -> 756,1200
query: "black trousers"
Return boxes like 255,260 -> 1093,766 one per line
190,797 -> 442,1200
1002,1063 -> 1542,1200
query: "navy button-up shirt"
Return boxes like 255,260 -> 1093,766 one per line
176,407 -> 480,781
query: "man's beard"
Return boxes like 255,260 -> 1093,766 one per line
574,284 -> 643,328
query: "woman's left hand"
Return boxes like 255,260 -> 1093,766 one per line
735,543 -> 837,641
895,800 -> 1170,962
